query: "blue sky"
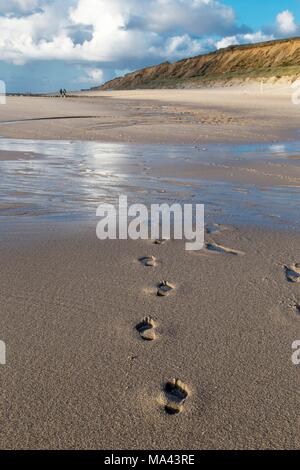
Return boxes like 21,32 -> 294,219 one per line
225,0 -> 300,29
0,0 -> 299,93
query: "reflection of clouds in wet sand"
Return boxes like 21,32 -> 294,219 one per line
1,138 -> 300,228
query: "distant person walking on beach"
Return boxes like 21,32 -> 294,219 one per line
59,88 -> 67,98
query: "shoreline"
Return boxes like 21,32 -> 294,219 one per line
1,137 -> 300,231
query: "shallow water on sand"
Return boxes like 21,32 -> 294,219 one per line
0,138 -> 300,230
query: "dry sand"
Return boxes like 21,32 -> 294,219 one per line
0,88 -> 300,449
0,85 -> 300,144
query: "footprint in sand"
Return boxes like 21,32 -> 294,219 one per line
285,264 -> 300,283
163,378 -> 189,415
205,223 -> 228,235
157,280 -> 175,297
205,242 -> 244,256
154,239 -> 168,246
140,256 -> 157,267
136,317 -> 157,341
291,302 -> 300,315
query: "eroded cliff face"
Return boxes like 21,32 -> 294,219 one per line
99,37 -> 300,90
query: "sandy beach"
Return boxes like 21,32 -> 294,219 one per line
0,225 -> 299,449
0,86 -> 300,144
0,88 -> 300,449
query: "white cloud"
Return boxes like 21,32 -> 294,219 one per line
151,34 -> 205,58
216,36 -> 239,49
79,68 -> 104,84
131,0 -> 237,36
216,31 -> 274,50
242,32 -> 273,43
0,0 -> 294,91
0,0 -> 40,13
276,10 -> 297,34
0,0 -> 240,64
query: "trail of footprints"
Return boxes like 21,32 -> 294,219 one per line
136,238 -> 189,415
135,233 -> 245,415
134,227 -> 299,415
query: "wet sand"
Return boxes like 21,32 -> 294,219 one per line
1,139 -> 300,226
0,225 -> 299,449
0,150 -> 40,161
0,88 -> 300,449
